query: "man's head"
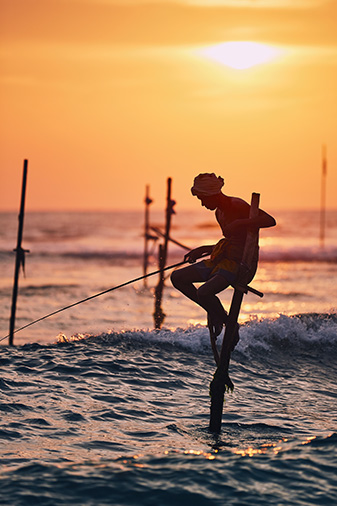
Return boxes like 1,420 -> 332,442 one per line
191,173 -> 224,210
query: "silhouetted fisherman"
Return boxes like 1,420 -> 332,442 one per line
171,173 -> 276,345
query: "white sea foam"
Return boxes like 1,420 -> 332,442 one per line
59,313 -> 337,359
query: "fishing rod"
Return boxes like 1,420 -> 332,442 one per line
0,259 -> 189,343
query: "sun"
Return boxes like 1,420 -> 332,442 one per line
199,41 -> 280,70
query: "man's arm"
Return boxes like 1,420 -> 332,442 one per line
253,209 -> 276,228
223,208 -> 276,237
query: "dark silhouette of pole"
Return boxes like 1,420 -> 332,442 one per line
154,177 -> 175,329
320,144 -> 327,249
143,185 -> 153,286
9,160 -> 29,346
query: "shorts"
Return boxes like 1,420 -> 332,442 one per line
193,260 -> 238,285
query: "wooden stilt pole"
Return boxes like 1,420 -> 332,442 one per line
143,185 -> 153,286
320,144 -> 327,249
209,193 -> 260,433
154,243 -> 166,328
153,178 -> 174,329
9,159 -> 29,346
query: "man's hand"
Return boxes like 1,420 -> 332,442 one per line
184,245 -> 213,263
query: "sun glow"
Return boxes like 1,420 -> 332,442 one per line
200,41 -> 281,69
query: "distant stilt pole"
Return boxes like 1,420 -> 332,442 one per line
143,185 -> 153,286
9,159 -> 29,346
153,177 -> 175,329
154,243 -> 166,328
320,144 -> 327,249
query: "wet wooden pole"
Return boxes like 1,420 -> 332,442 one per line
143,185 -> 153,286
153,177 -> 174,329
9,159 -> 29,346
209,193 -> 260,433
320,144 -> 327,249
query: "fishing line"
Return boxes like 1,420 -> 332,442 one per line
1,259 -> 188,343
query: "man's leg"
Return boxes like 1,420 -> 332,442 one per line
171,266 -> 240,346
198,274 -> 240,348
171,266 -> 229,335
197,274 -> 230,336
170,264 -> 205,304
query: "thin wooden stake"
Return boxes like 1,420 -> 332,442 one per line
153,178 -> 174,329
209,193 -> 260,433
143,185 -> 153,286
9,159 -> 29,346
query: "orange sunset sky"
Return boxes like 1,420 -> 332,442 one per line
1,0 -> 336,212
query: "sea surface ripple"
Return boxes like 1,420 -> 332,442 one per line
1,315 -> 337,505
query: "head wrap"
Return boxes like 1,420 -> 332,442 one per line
191,173 -> 224,197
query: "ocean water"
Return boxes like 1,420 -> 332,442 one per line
0,209 -> 337,505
